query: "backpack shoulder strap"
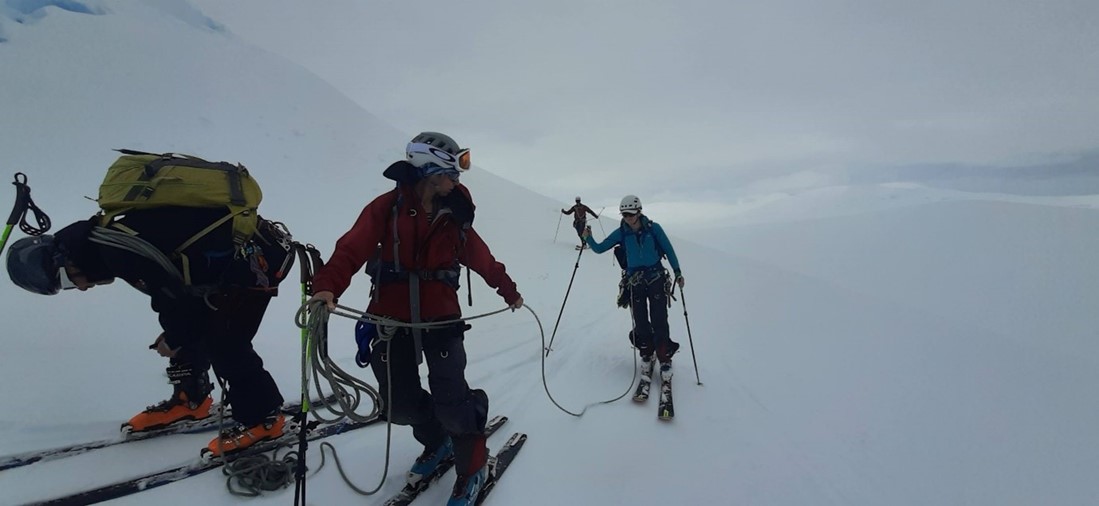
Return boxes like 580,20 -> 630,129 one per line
644,219 -> 666,260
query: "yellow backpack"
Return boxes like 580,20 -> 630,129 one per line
97,149 -> 264,285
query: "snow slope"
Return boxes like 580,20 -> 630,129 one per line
1,2 -> 1098,505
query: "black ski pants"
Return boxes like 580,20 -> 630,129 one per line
628,270 -> 679,363
170,288 -> 284,426
370,323 -> 490,476
573,220 -> 586,238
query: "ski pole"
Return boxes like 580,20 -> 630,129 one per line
677,283 -> 702,385
293,244 -> 323,506
545,243 -> 585,356
2,173 -> 50,253
553,210 -> 563,244
595,207 -> 607,236
594,207 -> 610,265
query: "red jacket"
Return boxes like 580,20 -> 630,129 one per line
312,182 -> 520,322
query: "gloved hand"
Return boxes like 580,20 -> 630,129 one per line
676,275 -> 685,288
150,333 -> 179,358
581,226 -> 591,240
354,321 -> 376,368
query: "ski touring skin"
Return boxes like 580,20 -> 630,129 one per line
474,432 -> 527,505
30,417 -> 379,505
0,396 -> 335,472
381,415 -> 508,506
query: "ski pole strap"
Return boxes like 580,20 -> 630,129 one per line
295,244 -> 314,291
8,173 -> 51,235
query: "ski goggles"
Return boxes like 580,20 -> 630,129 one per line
407,142 -> 471,171
621,210 -> 640,217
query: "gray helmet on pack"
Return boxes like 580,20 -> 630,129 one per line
620,195 -> 642,215
6,235 -> 64,295
406,132 -> 470,174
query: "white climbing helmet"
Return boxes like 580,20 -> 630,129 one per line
620,195 -> 642,215
405,131 -> 470,173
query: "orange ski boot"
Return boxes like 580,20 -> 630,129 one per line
202,413 -> 286,459
122,391 -> 213,434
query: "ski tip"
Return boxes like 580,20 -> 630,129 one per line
504,432 -> 527,447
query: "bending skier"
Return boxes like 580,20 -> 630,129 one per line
582,195 -> 684,389
308,132 -> 523,506
6,206 -> 289,457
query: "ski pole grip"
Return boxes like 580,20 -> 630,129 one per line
7,173 -> 30,226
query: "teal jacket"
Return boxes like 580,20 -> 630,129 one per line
586,215 -> 681,276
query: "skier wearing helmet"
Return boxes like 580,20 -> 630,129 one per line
561,196 -> 598,250
582,195 -> 684,387
309,131 -> 523,506
6,206 -> 290,458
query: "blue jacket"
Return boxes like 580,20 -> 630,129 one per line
586,215 -> 681,276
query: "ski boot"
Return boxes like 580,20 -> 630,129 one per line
121,364 -> 213,434
447,462 -> 488,506
641,355 -> 654,382
122,391 -> 212,434
407,436 -> 454,487
202,411 -> 285,460
447,432 -> 489,505
633,354 -> 655,401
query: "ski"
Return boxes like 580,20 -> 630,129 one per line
632,376 -> 652,402
381,415 -> 508,506
475,432 -> 528,505
0,395 -> 337,472
658,376 -> 675,420
32,416 -> 379,505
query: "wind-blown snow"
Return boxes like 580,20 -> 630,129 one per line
1,2 -> 1098,506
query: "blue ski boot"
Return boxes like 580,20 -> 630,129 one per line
447,462 -> 488,506
407,437 -> 453,486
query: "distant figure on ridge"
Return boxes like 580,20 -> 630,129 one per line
562,196 -> 598,250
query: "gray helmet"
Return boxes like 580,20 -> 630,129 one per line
6,235 -> 64,295
620,195 -> 642,214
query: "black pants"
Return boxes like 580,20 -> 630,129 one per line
628,270 -> 680,363
370,323 -> 489,476
171,289 -> 284,426
573,221 -> 586,238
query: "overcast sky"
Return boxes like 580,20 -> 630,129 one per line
193,0 -> 1099,227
